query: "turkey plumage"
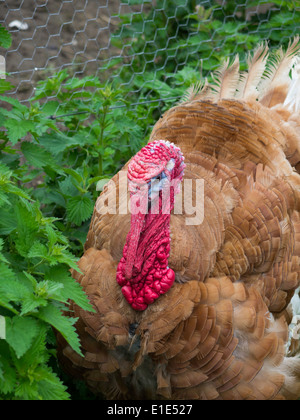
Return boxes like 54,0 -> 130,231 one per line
56,38 -> 300,400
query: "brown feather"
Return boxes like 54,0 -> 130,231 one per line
56,40 -> 300,400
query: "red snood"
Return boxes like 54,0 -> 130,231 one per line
116,190 -> 175,311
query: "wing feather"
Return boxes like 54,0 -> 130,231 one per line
259,36 -> 300,107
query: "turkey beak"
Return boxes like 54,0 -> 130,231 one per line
125,189 -> 148,280
148,171 -> 168,202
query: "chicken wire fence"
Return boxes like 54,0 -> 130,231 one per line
0,0 -> 300,114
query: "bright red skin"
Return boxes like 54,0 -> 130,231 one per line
116,140 -> 185,311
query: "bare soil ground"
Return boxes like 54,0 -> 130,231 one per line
0,1 -> 274,103
0,0 -> 144,102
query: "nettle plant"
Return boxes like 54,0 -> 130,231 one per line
0,26 -> 98,401
1,72 -> 149,252
113,0 -> 300,113
0,24 -> 151,400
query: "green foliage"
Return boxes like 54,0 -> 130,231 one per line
0,24 -> 97,401
0,32 -> 150,398
112,0 -> 300,114
0,171 -> 94,399
0,24 -> 12,49
0,72 -> 149,255
0,24 -> 14,93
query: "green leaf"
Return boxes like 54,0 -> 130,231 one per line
0,356 -> 16,394
66,195 -> 94,226
14,378 -> 39,400
20,295 -> 48,316
0,190 -> 10,208
0,96 -> 29,112
5,120 -> 35,144
0,263 -> 32,306
0,25 -> 12,49
40,101 -> 60,116
0,207 -> 16,235
14,202 -> 39,257
36,280 -> 64,301
0,81 -> 15,94
28,241 -> 48,259
58,176 -> 79,197
15,323 -> 48,368
0,261 -> 16,281
33,187 -> 66,208
22,271 -> 38,288
44,224 -> 61,249
0,297 -> 18,314
39,132 -> 88,155
21,141 -> 57,169
36,303 -> 83,356
64,75 -> 102,90
0,239 -> 9,264
5,316 -> 40,358
49,245 -> 79,270
88,175 -> 109,187
33,69 -> 70,100
3,183 -> 32,200
37,367 -> 70,400
46,266 -> 93,312
64,168 -> 84,184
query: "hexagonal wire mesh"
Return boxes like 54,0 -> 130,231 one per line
0,0 -> 300,126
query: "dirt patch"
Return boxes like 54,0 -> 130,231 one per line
0,0 -> 146,102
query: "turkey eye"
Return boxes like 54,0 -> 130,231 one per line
153,173 -> 162,181
148,171 -> 166,202
152,171 -> 166,182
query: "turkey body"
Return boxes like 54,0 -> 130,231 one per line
57,42 -> 300,400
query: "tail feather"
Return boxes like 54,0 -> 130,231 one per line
178,79 -> 210,104
286,288 -> 300,357
180,36 -> 300,111
237,42 -> 269,101
283,58 -> 300,112
259,36 -> 300,107
211,54 -> 240,100
279,356 -> 300,399
280,288 -> 300,399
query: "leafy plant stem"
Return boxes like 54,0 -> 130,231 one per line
98,104 -> 109,176
0,138 -> 9,150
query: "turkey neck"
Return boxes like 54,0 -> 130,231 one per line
116,191 -> 176,311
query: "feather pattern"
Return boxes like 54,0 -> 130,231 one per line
55,38 -> 300,401
236,42 -> 269,100
283,57 -> 300,112
259,36 -> 300,106
211,54 -> 240,100
178,79 -> 209,105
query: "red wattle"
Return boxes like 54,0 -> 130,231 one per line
116,209 -> 175,311
124,211 -> 146,280
116,140 -> 185,311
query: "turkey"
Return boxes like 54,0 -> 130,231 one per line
56,38 -> 300,400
